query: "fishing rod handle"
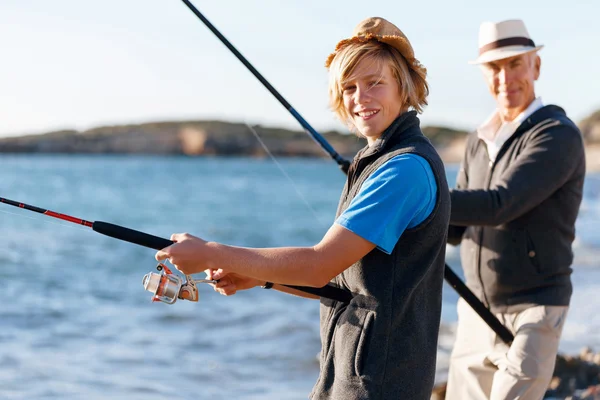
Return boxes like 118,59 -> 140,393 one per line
444,265 -> 514,344
92,221 -> 173,250
92,221 -> 352,303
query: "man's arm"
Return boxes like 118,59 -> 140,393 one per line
450,124 -> 584,226
206,271 -> 322,299
158,226 -> 376,288
214,224 -> 377,287
158,154 -> 434,290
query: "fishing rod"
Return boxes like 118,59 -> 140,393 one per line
179,0 -> 515,344
0,196 -> 353,304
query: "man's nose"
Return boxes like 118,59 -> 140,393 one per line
354,85 -> 370,104
498,67 -> 510,85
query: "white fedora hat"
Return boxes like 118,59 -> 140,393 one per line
469,19 -> 543,65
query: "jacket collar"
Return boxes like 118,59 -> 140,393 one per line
515,104 -> 567,135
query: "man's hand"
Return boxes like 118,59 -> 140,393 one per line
207,269 -> 264,296
155,233 -> 213,275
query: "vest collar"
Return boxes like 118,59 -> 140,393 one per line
357,111 -> 421,160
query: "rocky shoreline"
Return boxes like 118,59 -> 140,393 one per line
1,116 -> 598,171
431,348 -> 600,399
0,120 -> 467,162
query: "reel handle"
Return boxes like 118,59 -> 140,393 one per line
180,274 -> 199,302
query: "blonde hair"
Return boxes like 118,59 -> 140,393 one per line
327,40 -> 429,130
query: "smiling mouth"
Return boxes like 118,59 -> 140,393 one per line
356,110 -> 379,118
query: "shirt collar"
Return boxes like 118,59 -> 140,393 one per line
477,97 -> 544,141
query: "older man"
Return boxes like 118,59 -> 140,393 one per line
445,19 -> 585,399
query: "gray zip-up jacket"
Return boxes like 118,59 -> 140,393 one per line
310,112 -> 450,399
448,105 -> 585,313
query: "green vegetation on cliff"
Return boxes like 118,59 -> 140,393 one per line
1,109 -> 598,162
0,119 -> 468,159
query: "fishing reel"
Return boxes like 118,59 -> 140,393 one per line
142,263 -> 216,304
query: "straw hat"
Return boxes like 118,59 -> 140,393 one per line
325,17 -> 426,76
469,19 -> 543,64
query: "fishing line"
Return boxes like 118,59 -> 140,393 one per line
179,0 -> 350,174
245,122 -> 327,228
178,0 -> 515,344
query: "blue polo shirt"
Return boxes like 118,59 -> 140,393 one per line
335,153 -> 438,254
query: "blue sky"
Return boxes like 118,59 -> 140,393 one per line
1,0 -> 598,138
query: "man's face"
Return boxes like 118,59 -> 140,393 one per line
481,53 -> 541,120
342,58 -> 404,145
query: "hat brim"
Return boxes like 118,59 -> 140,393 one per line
325,34 -> 415,68
468,45 -> 544,65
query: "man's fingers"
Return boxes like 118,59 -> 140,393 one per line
214,277 -> 232,289
219,287 -> 236,296
170,232 -> 190,242
155,248 -> 169,261
212,269 -> 226,280
204,269 -> 218,280
214,282 -> 236,295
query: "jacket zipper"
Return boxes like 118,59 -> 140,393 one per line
525,231 -> 541,273
476,142 -> 493,308
475,119 -> 540,309
473,112 -> 564,309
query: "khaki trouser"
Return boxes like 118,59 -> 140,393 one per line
445,298 -> 568,400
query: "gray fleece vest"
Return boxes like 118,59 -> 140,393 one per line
309,112 -> 451,400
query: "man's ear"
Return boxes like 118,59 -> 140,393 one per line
533,54 -> 541,81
